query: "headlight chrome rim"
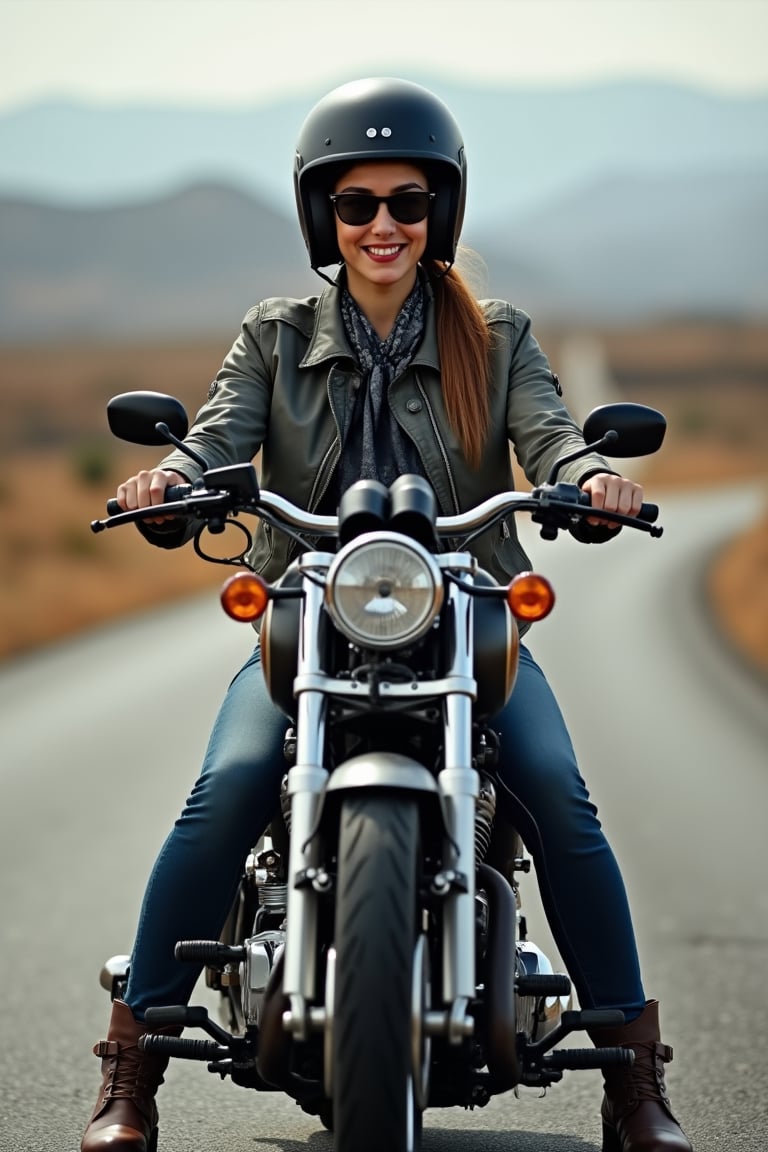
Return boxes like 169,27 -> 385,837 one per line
325,532 -> 443,650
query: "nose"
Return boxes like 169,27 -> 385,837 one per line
370,202 -> 397,233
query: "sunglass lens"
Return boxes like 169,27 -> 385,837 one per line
389,192 -> 431,224
335,195 -> 376,225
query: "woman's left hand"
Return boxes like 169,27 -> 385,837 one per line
580,472 -> 644,528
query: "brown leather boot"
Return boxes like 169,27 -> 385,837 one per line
589,1000 -> 693,1151
81,1000 -> 180,1152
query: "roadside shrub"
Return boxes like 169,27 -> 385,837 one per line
57,523 -> 99,558
72,442 -> 113,488
677,404 -> 709,436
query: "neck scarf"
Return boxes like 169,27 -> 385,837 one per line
339,280 -> 425,495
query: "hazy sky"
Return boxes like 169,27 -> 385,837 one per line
2,0 -> 767,112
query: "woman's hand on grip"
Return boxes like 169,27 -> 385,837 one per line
116,469 -> 188,524
580,472 -> 644,529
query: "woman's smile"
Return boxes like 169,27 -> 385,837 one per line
364,244 -> 407,262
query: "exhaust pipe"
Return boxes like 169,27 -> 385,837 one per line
477,863 -> 519,1088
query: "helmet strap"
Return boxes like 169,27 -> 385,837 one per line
312,264 -> 342,287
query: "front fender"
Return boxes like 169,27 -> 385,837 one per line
324,752 -> 440,796
322,752 -> 448,834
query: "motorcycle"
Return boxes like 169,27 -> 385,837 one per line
91,393 -> 666,1152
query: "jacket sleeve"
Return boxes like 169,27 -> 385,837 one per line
503,308 -> 614,488
137,304 -> 273,550
158,303 -> 272,481
498,307 -> 625,544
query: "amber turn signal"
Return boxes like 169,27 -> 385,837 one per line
220,571 -> 270,622
506,572 -> 556,622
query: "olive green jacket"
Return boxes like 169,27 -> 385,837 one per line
153,278 -> 612,586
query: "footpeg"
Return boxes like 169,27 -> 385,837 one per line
142,1003 -> 257,1076
520,1008 -> 630,1073
576,1009 -> 626,1028
174,940 -> 246,966
144,1005 -> 195,1029
144,1003 -> 233,1046
140,1035 -> 227,1062
516,973 -> 571,997
545,1046 -> 634,1071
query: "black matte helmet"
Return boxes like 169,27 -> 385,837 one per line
294,77 -> 467,269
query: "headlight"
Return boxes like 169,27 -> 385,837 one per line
325,532 -> 443,650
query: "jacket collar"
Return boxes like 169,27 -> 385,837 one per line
299,267 -> 440,372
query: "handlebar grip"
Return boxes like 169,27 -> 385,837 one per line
578,490 -> 659,525
105,484 -> 194,517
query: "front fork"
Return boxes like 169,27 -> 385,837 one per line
281,559 -> 478,1046
434,576 -> 478,1044
282,561 -> 329,1041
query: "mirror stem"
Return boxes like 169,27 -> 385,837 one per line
156,422 -> 208,471
545,429 -> 618,485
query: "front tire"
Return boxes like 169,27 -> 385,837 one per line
332,794 -> 422,1152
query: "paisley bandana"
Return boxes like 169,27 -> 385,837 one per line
339,282 -> 426,495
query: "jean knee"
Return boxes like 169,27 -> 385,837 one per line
187,749 -> 282,832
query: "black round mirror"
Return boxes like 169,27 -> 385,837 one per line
107,391 -> 189,445
582,403 -> 666,458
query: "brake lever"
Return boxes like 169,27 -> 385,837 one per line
90,491 -> 231,534
580,510 -> 664,538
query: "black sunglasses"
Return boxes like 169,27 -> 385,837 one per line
329,190 -> 435,226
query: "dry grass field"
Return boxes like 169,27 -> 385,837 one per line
1,322 -> 766,677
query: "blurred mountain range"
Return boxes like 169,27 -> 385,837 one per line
1,79 -> 766,339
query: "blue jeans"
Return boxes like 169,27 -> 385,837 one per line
125,644 -> 645,1019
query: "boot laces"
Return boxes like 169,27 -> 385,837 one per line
625,1041 -> 669,1104
107,1041 -> 164,1101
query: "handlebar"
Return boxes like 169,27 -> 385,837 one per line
95,474 -> 662,543
104,491 -> 658,528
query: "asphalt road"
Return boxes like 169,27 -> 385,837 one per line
1,485 -> 766,1152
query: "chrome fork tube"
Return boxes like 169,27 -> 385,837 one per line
439,578 -> 478,1026
282,559 -> 329,1035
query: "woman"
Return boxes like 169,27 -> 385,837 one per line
82,78 -> 692,1152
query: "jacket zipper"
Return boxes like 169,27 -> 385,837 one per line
415,376 -> 461,515
308,437 -> 341,513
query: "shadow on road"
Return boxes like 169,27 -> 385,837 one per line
251,1128 -> 600,1152
422,1131 -> 599,1152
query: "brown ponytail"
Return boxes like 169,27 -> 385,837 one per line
428,260 -> 491,469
